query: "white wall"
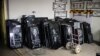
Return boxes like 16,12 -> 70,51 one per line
91,17 -> 100,42
71,16 -> 92,23
9,0 -> 54,19
70,0 -> 100,42
8,0 -> 70,19
8,0 -> 100,42
72,16 -> 100,42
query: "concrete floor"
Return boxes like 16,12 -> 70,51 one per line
0,43 -> 100,56
43,44 -> 100,56
0,48 -> 18,56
